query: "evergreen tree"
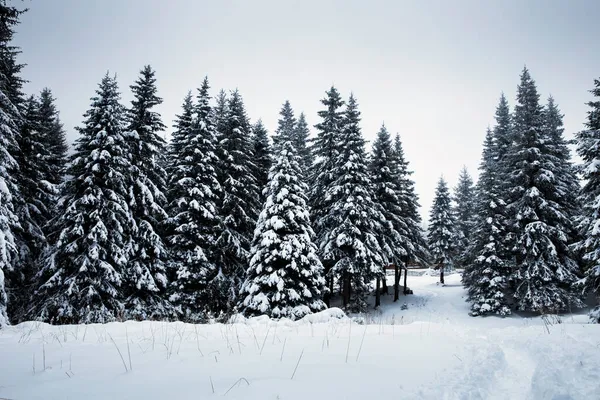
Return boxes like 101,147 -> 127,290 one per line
168,91 -> 194,159
453,167 -> 476,267
428,177 -> 456,283
506,68 -> 582,313
273,100 -> 296,151
0,2 -> 26,326
123,65 -> 171,320
215,89 -> 260,311
37,88 -> 68,186
240,140 -> 326,319
322,94 -> 383,311
464,129 -> 511,316
393,134 -> 429,265
310,86 -> 344,305
167,78 -> 221,321
214,89 -> 228,137
294,112 -> 313,173
574,77 -> 600,322
32,74 -> 132,324
251,119 -> 271,196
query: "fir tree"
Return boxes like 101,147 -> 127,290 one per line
294,112 -> 313,173
310,86 -> 344,305
464,129 -> 511,316
0,2 -> 26,327
240,140 -> 326,319
215,89 -> 260,311
168,91 -> 194,159
506,68 -> 582,313
428,177 -> 456,283
393,134 -> 429,265
123,65 -> 171,320
273,100 -> 296,151
322,94 -> 383,311
167,78 -> 221,321
453,167 -> 476,267
37,88 -> 68,186
251,119 -> 271,197
574,77 -> 600,322
32,74 -> 132,324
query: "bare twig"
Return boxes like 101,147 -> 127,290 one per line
356,325 -> 368,362
224,378 -> 250,395
108,333 -> 128,372
280,337 -> 287,362
291,349 -> 304,380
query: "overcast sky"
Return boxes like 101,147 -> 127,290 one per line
13,0 -> 600,221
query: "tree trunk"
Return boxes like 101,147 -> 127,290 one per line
342,271 -> 351,309
382,273 -> 389,295
403,266 -> 408,295
440,265 -> 445,285
324,272 -> 331,307
375,277 -> 381,308
394,264 -> 400,302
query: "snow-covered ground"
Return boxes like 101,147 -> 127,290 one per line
1,273 -> 599,400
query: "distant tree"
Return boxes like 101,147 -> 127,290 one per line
37,88 -> 68,186
123,65 -> 171,320
32,74 -> 132,324
294,112 -> 313,173
251,119 -> 271,197
574,77 -> 600,322
322,94 -> 383,311
464,129 -> 511,316
240,140 -> 325,319
273,100 -> 296,152
506,68 -> 582,313
453,167 -> 476,267
168,91 -> 194,159
428,177 -> 456,284
310,86 -> 344,306
166,78 -> 221,321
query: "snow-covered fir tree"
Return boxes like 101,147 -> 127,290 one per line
240,140 -> 326,319
310,86 -> 344,305
0,2 -> 26,326
123,65 -> 171,320
215,89 -> 260,311
251,119 -> 271,197
428,177 -> 456,283
453,167 -> 476,267
574,77 -> 600,322
273,100 -> 296,152
32,74 -> 133,324
294,112 -> 313,173
37,88 -> 68,186
167,78 -> 222,321
168,91 -> 194,159
393,134 -> 429,265
464,129 -> 511,316
321,94 -> 383,311
506,67 -> 582,313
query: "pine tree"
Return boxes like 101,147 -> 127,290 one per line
0,2 -> 26,327
369,124 -> 411,304
574,77 -> 600,322
167,78 -> 221,321
294,112 -> 313,173
215,89 -> 260,311
251,119 -> 271,197
37,88 -> 68,186
393,134 -> 429,265
168,92 -> 194,159
123,65 -> 171,320
506,67 -> 582,313
273,100 -> 296,152
310,86 -> 344,305
322,94 -> 383,311
453,167 -> 476,267
428,177 -> 456,284
464,129 -> 511,316
32,74 -> 132,324
240,140 -> 325,319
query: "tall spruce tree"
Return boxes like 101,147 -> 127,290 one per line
428,177 -> 456,283
322,94 -> 383,311
506,68 -> 582,313
215,89 -> 260,311
294,112 -> 313,173
273,100 -> 296,151
168,91 -> 194,159
251,119 -> 271,197
240,140 -> 326,319
310,86 -> 344,305
574,77 -> 600,322
123,65 -> 171,320
453,167 -> 476,267
464,129 -> 511,316
32,74 -> 132,324
38,88 -> 68,186
0,2 -> 26,326
393,134 -> 429,265
167,78 -> 221,321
